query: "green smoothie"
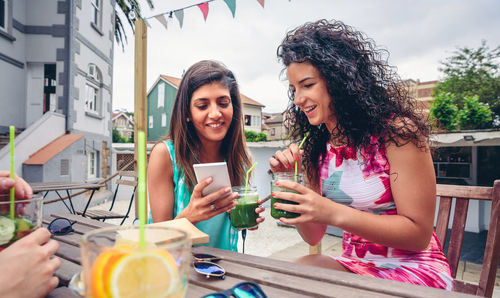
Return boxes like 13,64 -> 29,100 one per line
270,184 -> 300,219
230,187 -> 259,230
230,202 -> 259,229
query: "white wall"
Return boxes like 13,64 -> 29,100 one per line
72,0 -> 114,137
0,112 -> 65,176
25,63 -> 45,126
243,104 -> 262,132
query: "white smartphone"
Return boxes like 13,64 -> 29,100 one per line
193,162 -> 231,196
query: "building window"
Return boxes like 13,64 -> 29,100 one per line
252,115 -> 260,127
161,113 -> 167,127
85,64 -> 102,115
244,115 -> 251,126
85,84 -> 98,112
91,0 -> 101,27
271,128 -> 275,136
158,83 -> 164,108
0,0 -> 6,32
88,150 -> 97,178
60,159 -> 69,176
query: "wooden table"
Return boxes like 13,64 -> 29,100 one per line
45,214 -> 474,298
31,181 -> 104,215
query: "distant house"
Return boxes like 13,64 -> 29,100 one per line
262,112 -> 287,141
112,112 -> 134,140
405,79 -> 439,113
0,0 -> 115,183
147,75 -> 265,142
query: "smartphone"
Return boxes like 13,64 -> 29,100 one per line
193,162 -> 231,196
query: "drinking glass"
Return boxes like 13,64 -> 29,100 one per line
80,225 -> 191,298
0,193 -> 42,250
270,172 -> 304,219
230,186 -> 259,229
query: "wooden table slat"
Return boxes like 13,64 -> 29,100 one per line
46,215 -> 476,298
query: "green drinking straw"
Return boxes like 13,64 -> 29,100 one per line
294,133 -> 309,182
137,131 -> 146,250
9,126 -> 15,220
244,162 -> 258,202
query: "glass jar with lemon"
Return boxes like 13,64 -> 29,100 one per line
80,226 -> 191,298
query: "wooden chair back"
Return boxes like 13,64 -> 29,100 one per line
435,180 -> 500,297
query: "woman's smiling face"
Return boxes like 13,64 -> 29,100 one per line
190,82 -> 234,145
287,62 -> 336,130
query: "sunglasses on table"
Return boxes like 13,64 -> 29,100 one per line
201,282 -> 268,298
47,217 -> 76,236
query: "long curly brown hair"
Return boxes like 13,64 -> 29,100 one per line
277,20 -> 430,188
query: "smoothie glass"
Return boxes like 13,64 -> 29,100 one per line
0,193 -> 42,250
80,225 -> 191,298
270,172 -> 304,219
230,186 -> 259,229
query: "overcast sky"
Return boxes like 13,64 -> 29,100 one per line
112,0 -> 500,113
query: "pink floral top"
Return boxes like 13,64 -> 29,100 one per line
320,137 -> 453,290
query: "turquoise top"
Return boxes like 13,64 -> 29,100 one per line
148,141 -> 238,251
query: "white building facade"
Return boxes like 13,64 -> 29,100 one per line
0,0 -> 114,185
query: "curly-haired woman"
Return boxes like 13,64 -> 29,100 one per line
269,20 -> 452,289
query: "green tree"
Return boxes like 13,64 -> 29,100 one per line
112,128 -> 122,143
429,93 -> 458,131
115,0 -> 154,51
457,95 -> 493,130
112,128 -> 129,143
433,41 -> 500,125
244,130 -> 268,142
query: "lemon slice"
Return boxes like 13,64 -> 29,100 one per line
90,247 -> 130,297
0,216 -> 15,245
109,250 -> 179,298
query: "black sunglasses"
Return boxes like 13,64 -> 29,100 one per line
48,218 -> 76,236
201,282 -> 268,298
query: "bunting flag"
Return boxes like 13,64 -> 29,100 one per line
223,0 -> 236,18
174,9 -> 184,28
154,14 -> 169,30
145,0 -> 271,30
197,3 -> 209,21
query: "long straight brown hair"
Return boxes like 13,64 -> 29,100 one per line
166,60 -> 251,192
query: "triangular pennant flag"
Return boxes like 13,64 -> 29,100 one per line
154,14 -> 168,30
174,9 -> 184,28
197,2 -> 209,21
223,0 -> 236,18
256,0 -> 264,8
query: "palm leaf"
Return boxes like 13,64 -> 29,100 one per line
114,0 -> 154,51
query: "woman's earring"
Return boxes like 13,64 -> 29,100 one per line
187,117 -> 190,122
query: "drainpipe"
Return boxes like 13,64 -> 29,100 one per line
63,0 -> 73,132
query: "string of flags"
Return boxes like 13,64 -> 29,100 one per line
145,0 -> 265,30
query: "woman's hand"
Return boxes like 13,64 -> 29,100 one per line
179,177 -> 237,225
247,203 -> 266,231
271,180 -> 334,226
0,228 -> 60,298
269,144 -> 303,173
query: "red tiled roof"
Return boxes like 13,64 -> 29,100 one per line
24,134 -> 84,165
158,75 -> 265,107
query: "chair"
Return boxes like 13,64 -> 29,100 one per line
77,171 -> 137,225
435,180 -> 500,297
